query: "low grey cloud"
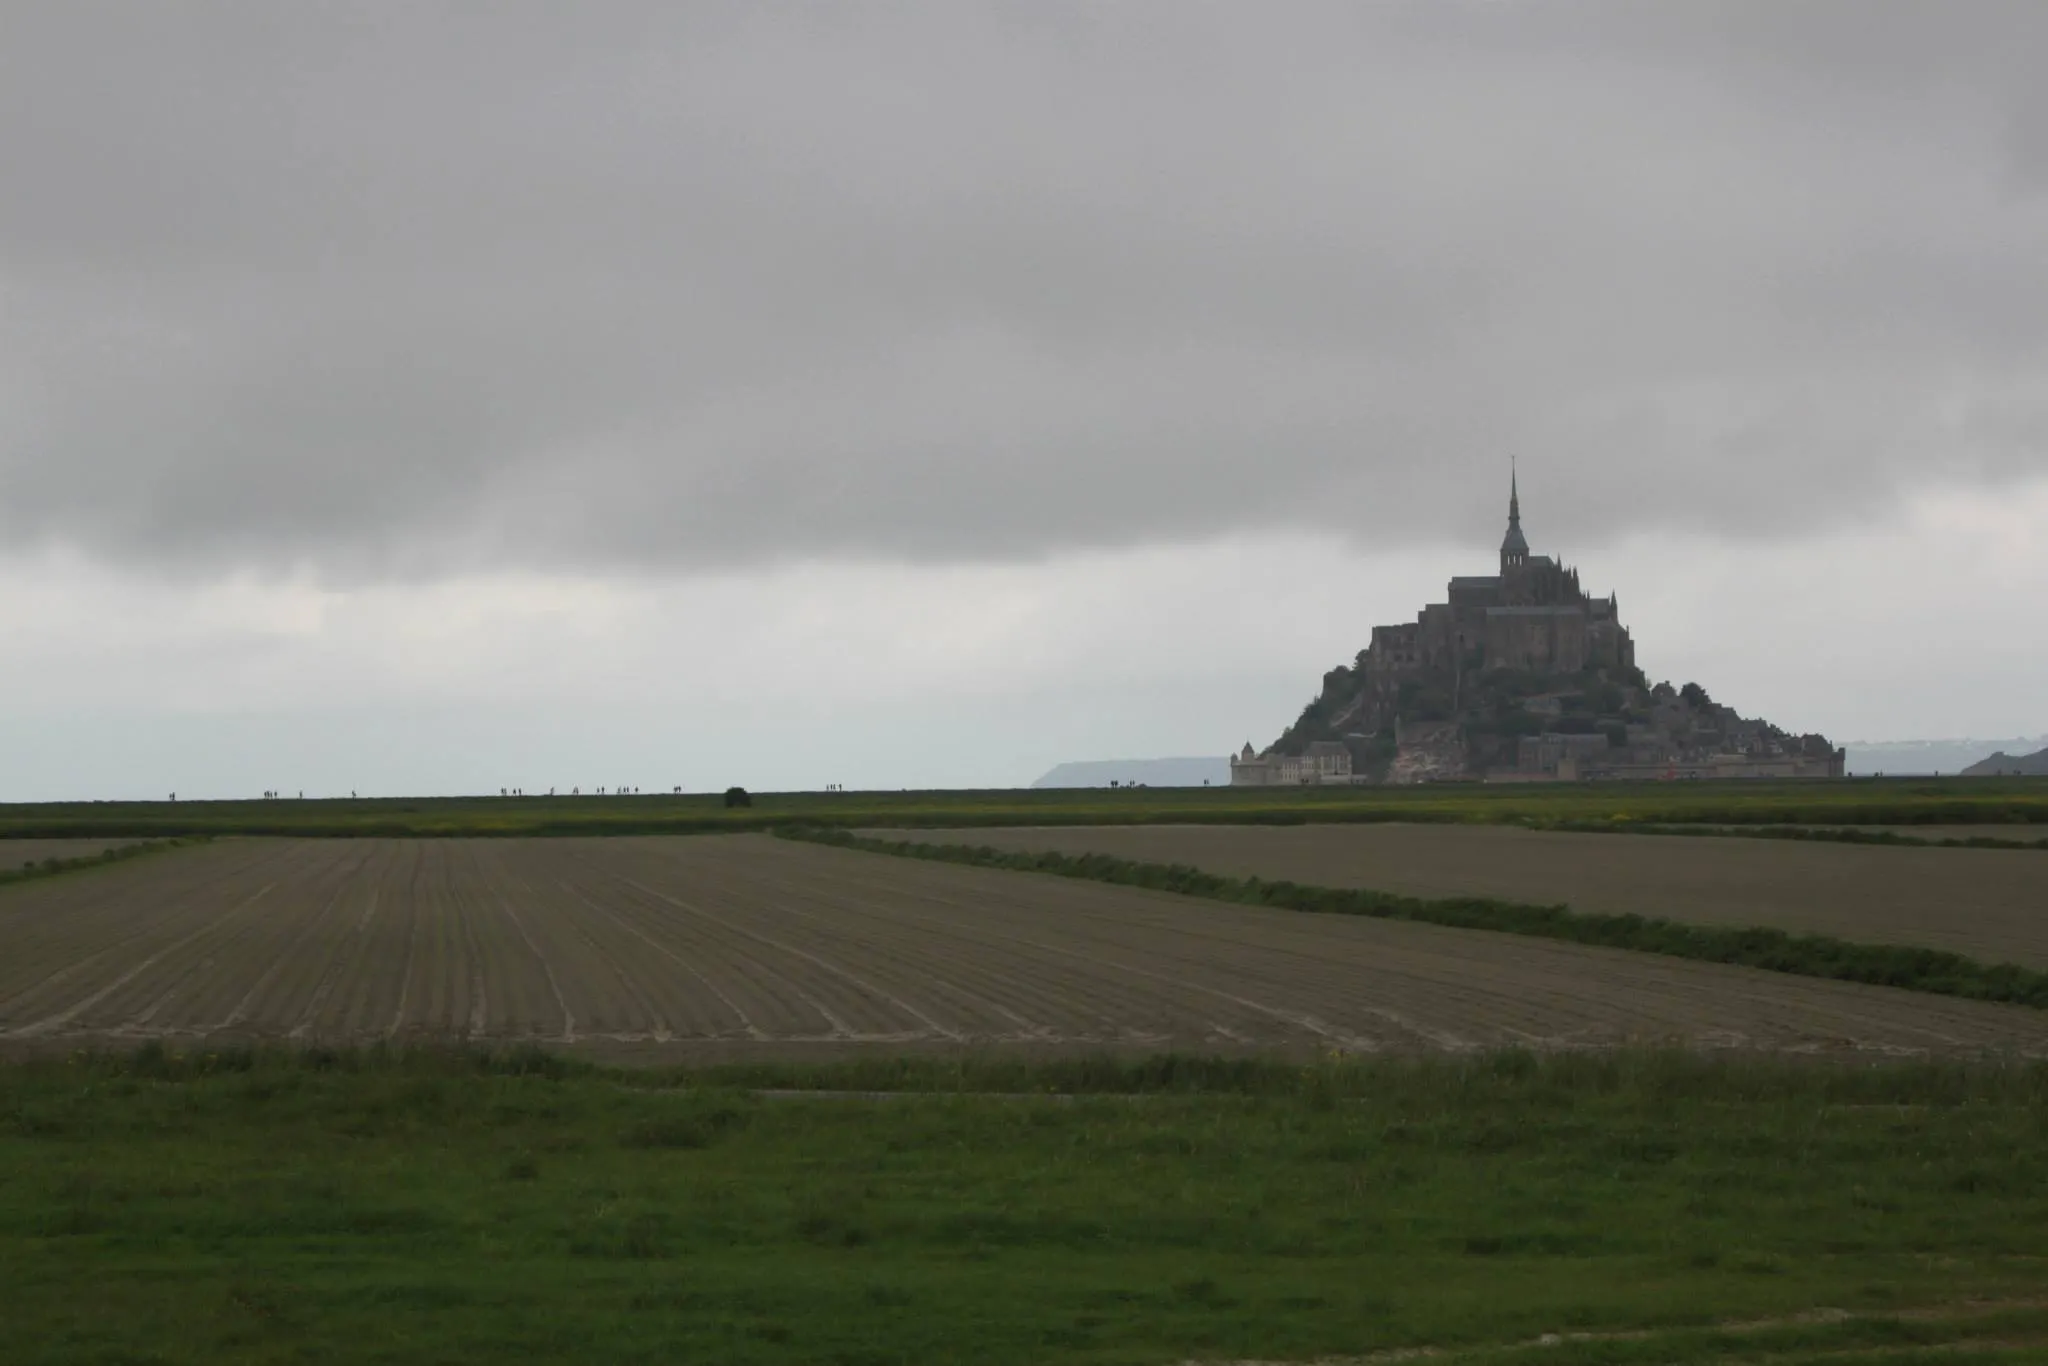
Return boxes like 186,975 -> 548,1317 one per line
2,1 -> 2044,580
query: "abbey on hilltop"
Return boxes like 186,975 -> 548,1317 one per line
1232,471 -> 1845,785
1360,466 -> 1634,689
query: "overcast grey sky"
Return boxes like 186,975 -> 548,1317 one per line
1,2 -> 2043,797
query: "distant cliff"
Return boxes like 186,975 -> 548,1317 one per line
1960,747 -> 2048,777
1845,737 -> 2048,776
1262,661 -> 1839,784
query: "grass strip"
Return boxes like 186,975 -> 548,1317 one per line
0,836 -> 206,889
6,1043 -> 2048,1366
1,777 -> 2041,841
27,1039 -> 2048,1098
779,827 -> 2048,1010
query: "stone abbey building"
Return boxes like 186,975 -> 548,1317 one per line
1231,472 -> 1844,785
1351,469 -> 1633,734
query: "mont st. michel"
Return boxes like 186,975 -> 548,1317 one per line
1233,473 -> 1846,786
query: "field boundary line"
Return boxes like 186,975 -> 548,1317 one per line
777,829 -> 2048,1013
3,774 -> 2044,843
1536,819 -> 2048,851
0,836 -> 212,893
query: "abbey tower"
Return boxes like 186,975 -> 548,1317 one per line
1348,469 -> 1633,736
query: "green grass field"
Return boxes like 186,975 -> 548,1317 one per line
3,775 -> 2044,839
6,1047 -> 2048,1365
7,782 -> 2046,1363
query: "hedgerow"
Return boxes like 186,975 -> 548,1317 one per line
779,827 -> 2048,1010
0,837 -> 206,888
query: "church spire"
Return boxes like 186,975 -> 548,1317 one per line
1500,459 -> 1530,571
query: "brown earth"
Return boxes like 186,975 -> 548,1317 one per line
0,838 -> 147,868
0,835 -> 2044,1060
882,824 -> 2048,968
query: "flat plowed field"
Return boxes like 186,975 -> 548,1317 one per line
1,835 -> 2044,1059
887,824 -> 2048,968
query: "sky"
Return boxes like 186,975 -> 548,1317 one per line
1,1 -> 2044,798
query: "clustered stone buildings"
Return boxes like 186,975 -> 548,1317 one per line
1346,469 -> 1633,736
1228,739 -> 1353,787
1231,473 -> 1845,785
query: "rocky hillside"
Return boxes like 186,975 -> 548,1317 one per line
1960,747 -> 2048,777
1268,654 -> 1836,783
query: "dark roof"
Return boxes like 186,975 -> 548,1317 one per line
1500,522 -> 1530,555
1485,605 -> 1588,616
1449,576 -> 1500,589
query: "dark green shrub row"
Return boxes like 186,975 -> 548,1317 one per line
1540,820 -> 2048,849
0,837 -> 205,888
779,828 -> 2048,1010
27,1039 -> 2048,1104
1582,800 -> 2046,829
68,1038 -> 595,1082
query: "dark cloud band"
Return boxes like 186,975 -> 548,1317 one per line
1,2 -> 2044,579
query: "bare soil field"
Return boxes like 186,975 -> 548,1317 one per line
0,838 -> 145,868
0,835 -> 2044,1059
885,824 -> 2048,968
